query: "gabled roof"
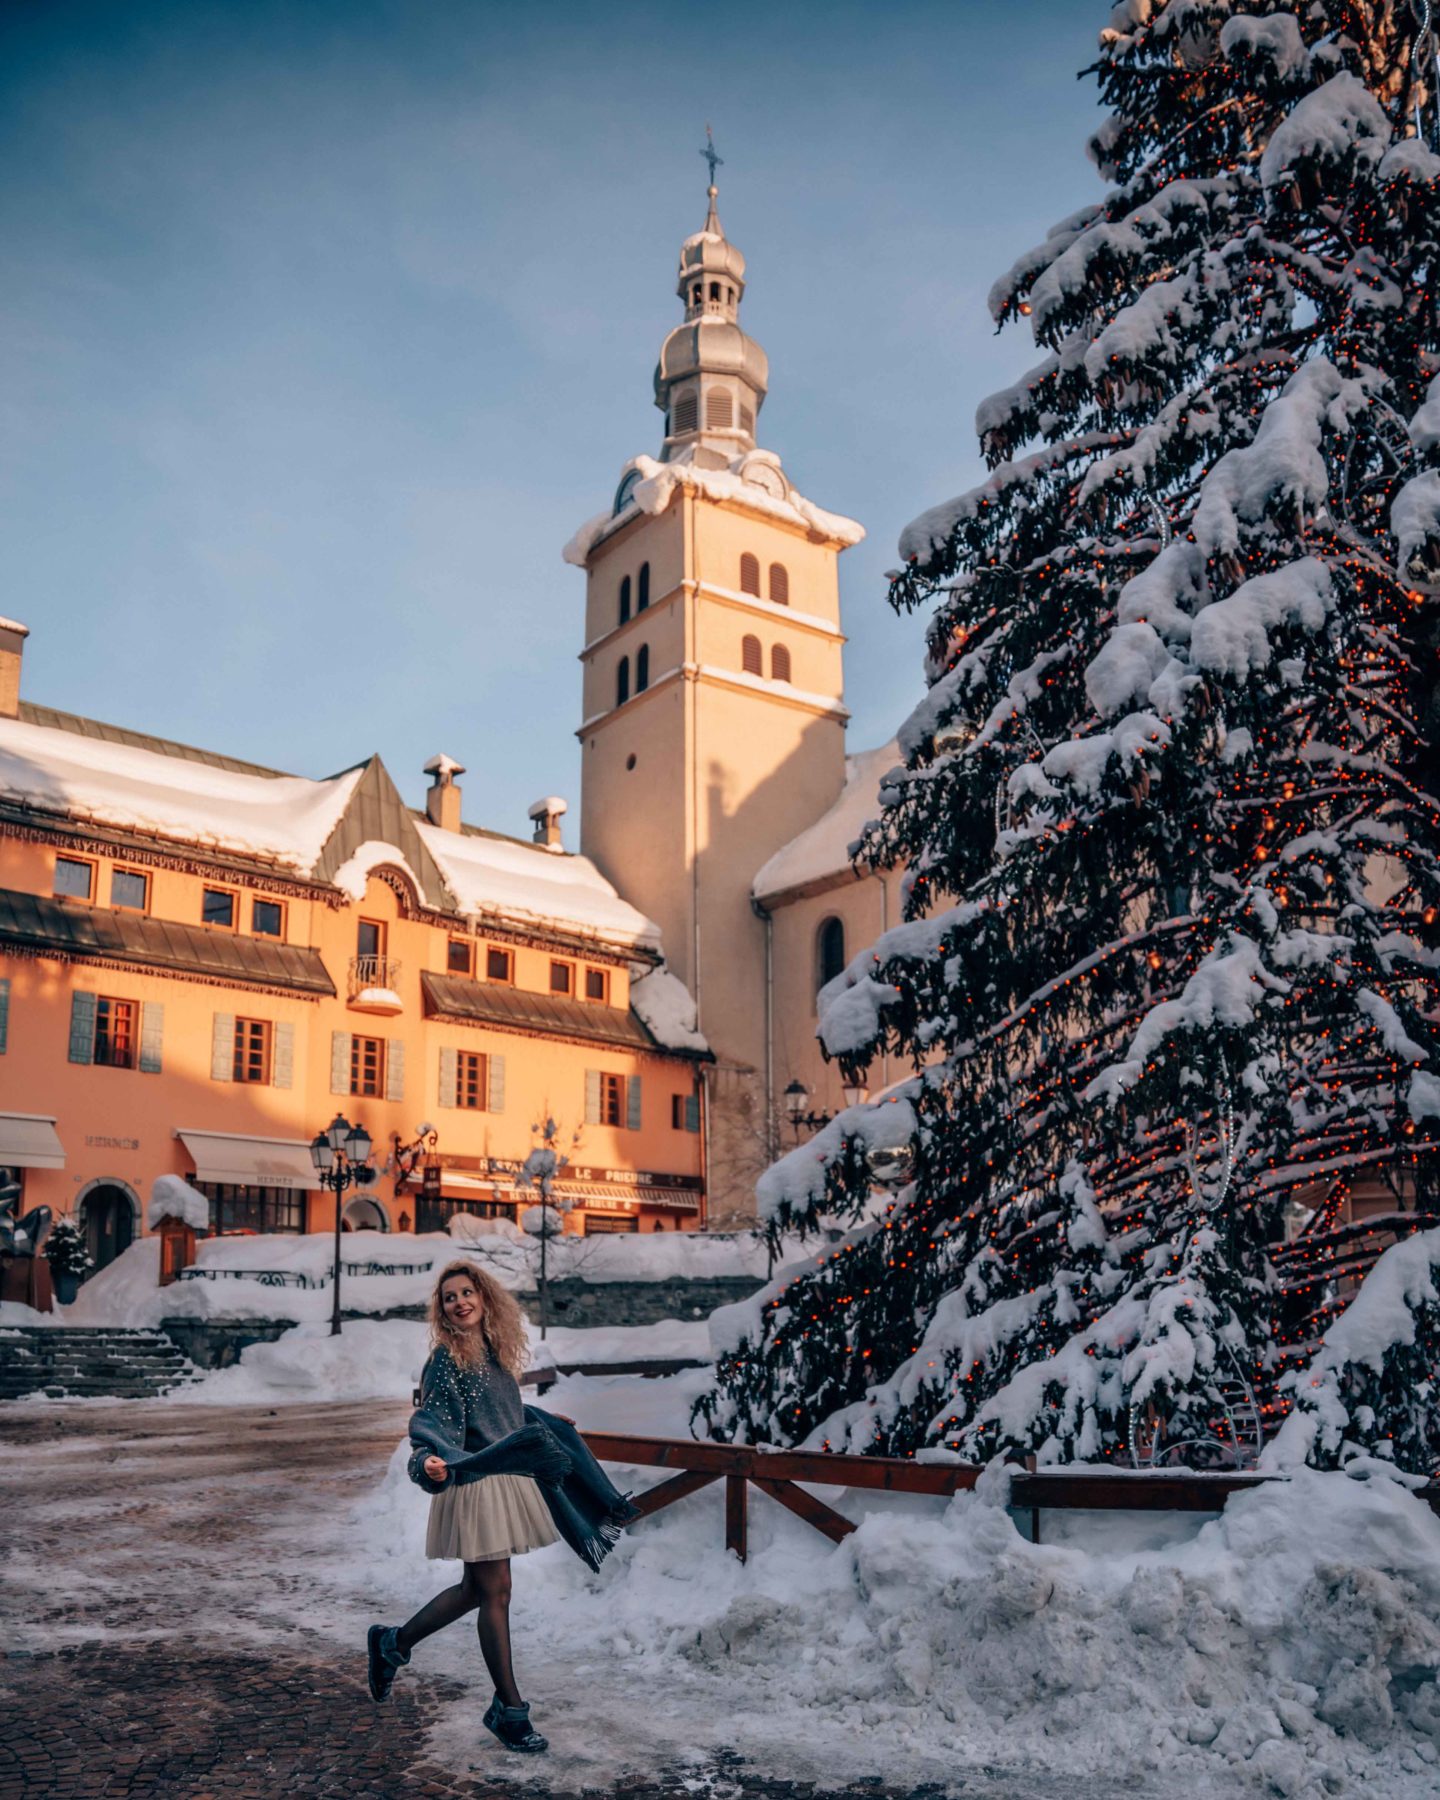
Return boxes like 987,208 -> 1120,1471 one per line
312,755 -> 458,913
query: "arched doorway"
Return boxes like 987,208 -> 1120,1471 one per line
342,1195 -> 389,1233
78,1182 -> 137,1275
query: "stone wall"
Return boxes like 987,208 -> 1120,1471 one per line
162,1275 -> 762,1368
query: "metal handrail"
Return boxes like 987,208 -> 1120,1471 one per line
348,954 -> 402,995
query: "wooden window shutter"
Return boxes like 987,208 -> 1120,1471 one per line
585,1069 -> 602,1125
68,992 -> 96,1065
139,1003 -> 164,1074
0,978 -> 9,1055
385,1039 -> 405,1102
685,1094 -> 700,1133
487,1053 -> 506,1113
438,1046 -> 458,1108
769,563 -> 789,605
742,634 -> 762,676
771,644 -> 792,683
211,1013 -> 236,1081
740,553 -> 760,596
627,1074 -> 643,1131
330,1031 -> 352,1095
272,1021 -> 295,1090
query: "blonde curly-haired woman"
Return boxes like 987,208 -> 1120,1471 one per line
365,1258 -> 638,1755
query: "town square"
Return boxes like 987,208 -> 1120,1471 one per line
6,2 -> 1440,1796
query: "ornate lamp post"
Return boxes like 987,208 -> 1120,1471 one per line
308,1113 -> 375,1337
782,1078 -> 870,1142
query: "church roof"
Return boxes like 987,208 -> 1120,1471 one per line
752,739 -> 901,905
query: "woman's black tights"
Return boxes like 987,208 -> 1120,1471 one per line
395,1559 -> 521,1707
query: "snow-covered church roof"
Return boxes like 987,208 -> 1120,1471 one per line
753,739 -> 901,905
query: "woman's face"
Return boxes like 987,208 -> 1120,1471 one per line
440,1274 -> 482,1330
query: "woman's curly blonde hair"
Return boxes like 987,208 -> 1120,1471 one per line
427,1259 -> 528,1377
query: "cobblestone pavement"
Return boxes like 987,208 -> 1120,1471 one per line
0,1401 -> 1129,1800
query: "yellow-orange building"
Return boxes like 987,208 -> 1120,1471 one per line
0,622 -> 710,1271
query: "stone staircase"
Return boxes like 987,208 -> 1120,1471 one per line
0,1327 -> 204,1400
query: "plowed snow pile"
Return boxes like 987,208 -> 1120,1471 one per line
356,1422 -> 1440,1797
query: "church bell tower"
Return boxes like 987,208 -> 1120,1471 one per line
567,149 -> 864,1225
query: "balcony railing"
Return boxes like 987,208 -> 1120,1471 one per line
347,954 -> 403,1012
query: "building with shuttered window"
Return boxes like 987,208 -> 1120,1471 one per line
0,630 -> 709,1270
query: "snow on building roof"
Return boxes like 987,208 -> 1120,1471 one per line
753,740 -> 901,904
413,818 -> 661,950
564,453 -> 865,568
629,966 -> 709,1053
0,710 -> 361,872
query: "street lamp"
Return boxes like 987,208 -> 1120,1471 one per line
783,1078 -> 871,1141
309,1112 -> 377,1336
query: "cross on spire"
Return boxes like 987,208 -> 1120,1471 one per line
699,124 -> 723,190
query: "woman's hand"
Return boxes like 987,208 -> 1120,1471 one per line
423,1455 -> 449,1484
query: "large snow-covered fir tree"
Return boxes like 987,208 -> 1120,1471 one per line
699,0 -> 1440,1472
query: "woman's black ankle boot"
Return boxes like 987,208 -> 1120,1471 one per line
482,1693 -> 548,1753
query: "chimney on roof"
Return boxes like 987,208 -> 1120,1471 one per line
0,618 -> 28,720
424,753 -> 465,832
528,795 -> 568,852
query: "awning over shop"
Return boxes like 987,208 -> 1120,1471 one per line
175,1129 -> 321,1191
0,1113 -> 65,1170
418,1170 -> 699,1212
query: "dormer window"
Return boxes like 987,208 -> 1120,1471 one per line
614,468 -> 642,515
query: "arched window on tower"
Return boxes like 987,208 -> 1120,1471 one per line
638,562 -> 650,611
740,553 -> 760,596
816,917 -> 846,997
771,644 -> 791,683
709,281 -> 721,301
636,644 -> 650,692
674,391 -> 699,435
706,390 -> 733,430
692,283 -> 702,305
741,635 -> 762,676
619,576 -> 631,625
769,563 -> 789,605
616,657 -> 630,707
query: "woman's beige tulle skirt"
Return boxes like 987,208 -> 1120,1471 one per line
425,1474 -> 560,1562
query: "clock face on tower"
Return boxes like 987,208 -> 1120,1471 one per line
740,460 -> 786,499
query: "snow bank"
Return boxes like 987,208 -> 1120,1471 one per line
176,1315 -> 712,1405
753,741 -> 902,902
61,1227 -> 773,1328
350,1393 -> 1440,1798
0,713 -> 361,871
628,966 -> 708,1053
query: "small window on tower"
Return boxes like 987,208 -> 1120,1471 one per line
674,392 -> 699,435
692,283 -> 702,304
619,575 -> 631,624
617,656 -> 630,707
709,281 -> 720,301
636,645 -> 650,692
638,563 -> 650,611
769,563 -> 789,605
771,644 -> 791,683
742,635 -> 762,676
706,390 -> 733,430
740,553 -> 760,596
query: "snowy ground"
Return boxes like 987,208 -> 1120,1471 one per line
5,1352 -> 1440,1797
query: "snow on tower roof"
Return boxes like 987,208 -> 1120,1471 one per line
753,740 -> 901,904
0,710 -> 362,872
564,453 -> 865,568
414,818 -> 660,950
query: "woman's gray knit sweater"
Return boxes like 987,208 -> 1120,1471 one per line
406,1342 -> 569,1494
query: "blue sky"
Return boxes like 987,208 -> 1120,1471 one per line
2,0 -> 1101,841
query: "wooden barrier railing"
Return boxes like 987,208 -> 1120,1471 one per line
581,1431 -> 1440,1561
